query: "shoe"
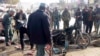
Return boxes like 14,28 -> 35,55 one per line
63,49 -> 67,53
6,43 -> 10,46
69,41 -> 74,44
15,46 -> 21,50
11,42 -> 16,45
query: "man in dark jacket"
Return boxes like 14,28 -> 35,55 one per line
75,8 -> 82,31
27,3 -> 51,56
14,10 -> 27,50
86,7 -> 94,34
82,6 -> 88,33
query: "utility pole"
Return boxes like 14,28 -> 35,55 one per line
9,0 -> 13,10
66,0 -> 69,8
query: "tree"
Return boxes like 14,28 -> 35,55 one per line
2,0 -> 19,4
11,0 -> 19,4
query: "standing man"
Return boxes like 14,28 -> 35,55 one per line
14,10 -> 27,50
82,6 -> 89,33
62,8 -> 71,29
86,7 -> 94,34
53,7 -> 60,30
2,10 -> 14,46
27,3 -> 51,56
75,8 -> 82,31
94,5 -> 100,34
45,7 -> 53,30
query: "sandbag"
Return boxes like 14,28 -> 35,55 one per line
11,30 -> 19,43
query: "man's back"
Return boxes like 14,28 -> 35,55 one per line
2,13 -> 10,27
27,9 -> 51,44
27,3 -> 51,56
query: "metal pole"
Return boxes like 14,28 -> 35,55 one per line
88,0 -> 89,6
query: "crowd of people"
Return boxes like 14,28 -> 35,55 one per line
1,3 -> 100,56
46,4 -> 100,35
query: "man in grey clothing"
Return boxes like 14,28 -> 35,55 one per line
2,10 -> 14,46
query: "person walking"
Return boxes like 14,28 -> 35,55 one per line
2,10 -> 14,46
27,3 -> 51,56
14,10 -> 27,50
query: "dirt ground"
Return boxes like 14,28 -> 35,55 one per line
0,44 -> 100,56
8,47 -> 100,56
66,47 -> 100,56
0,32 -> 100,56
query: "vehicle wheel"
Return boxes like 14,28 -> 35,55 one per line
76,33 -> 91,49
57,34 -> 65,46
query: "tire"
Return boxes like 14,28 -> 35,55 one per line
56,34 -> 65,46
75,33 -> 91,49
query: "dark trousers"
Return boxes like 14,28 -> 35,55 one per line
86,21 -> 93,34
19,27 -> 33,50
20,27 -> 26,50
19,27 -> 28,50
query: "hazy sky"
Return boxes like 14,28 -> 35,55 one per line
19,0 -> 88,10
20,0 -> 88,4
20,0 -> 59,5
19,0 -> 59,10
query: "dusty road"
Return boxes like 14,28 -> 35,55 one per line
66,47 -> 100,56
0,45 -> 100,56
8,47 -> 100,56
